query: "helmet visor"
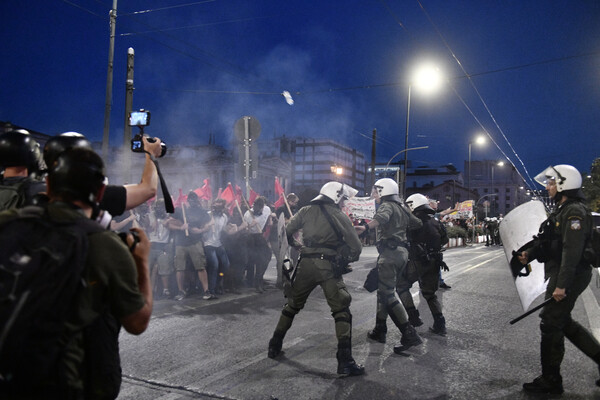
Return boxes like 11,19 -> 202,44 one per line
534,166 -> 562,187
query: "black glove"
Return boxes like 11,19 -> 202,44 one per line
440,261 -> 449,272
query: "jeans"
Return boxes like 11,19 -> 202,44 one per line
204,245 -> 230,294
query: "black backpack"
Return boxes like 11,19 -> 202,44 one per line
0,206 -> 103,394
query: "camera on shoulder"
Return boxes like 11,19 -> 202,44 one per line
129,109 -> 167,157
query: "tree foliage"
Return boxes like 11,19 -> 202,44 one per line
583,157 -> 600,212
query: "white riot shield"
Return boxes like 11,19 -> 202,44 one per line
499,200 -> 549,311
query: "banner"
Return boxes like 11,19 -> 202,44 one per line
499,200 -> 548,311
448,200 -> 474,218
342,196 -> 376,220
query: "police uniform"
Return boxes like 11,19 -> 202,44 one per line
267,197 -> 363,374
524,197 -> 600,390
368,198 -> 423,349
397,207 -> 446,334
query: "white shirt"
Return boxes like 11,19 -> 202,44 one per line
203,212 -> 228,247
244,205 -> 271,234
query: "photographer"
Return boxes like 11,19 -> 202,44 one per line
43,132 -> 163,218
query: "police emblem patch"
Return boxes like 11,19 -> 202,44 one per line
569,219 -> 581,230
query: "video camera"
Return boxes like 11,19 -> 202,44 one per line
129,110 -> 167,157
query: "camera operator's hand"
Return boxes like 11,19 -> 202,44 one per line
143,136 -> 163,158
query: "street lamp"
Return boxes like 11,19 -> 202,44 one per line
468,135 -> 486,199
384,146 -> 429,192
402,63 -> 443,198
491,160 -> 505,216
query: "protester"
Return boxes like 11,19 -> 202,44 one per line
167,191 -> 213,300
243,196 -> 272,293
203,198 -> 237,295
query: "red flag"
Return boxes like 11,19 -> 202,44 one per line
173,188 -> 187,208
275,177 -> 285,197
274,196 -> 285,209
219,183 -> 235,204
194,178 -> 212,201
249,188 -> 258,207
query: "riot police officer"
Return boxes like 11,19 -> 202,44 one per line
399,193 -> 447,335
357,178 -> 423,354
518,164 -> 600,394
267,181 -> 364,376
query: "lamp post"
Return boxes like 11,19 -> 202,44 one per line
385,146 -> 429,194
468,135 -> 486,200
401,64 -> 443,198
491,160 -> 504,217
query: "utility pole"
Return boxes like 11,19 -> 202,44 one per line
123,47 -> 135,182
101,0 -> 117,160
370,129 -> 376,192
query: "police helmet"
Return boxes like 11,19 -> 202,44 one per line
0,129 -> 41,172
313,181 -> 356,204
48,147 -> 106,206
43,132 -> 93,169
373,178 -> 399,197
405,193 -> 431,212
534,164 -> 582,192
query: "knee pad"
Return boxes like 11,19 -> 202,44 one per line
332,308 -> 352,324
282,303 -> 301,319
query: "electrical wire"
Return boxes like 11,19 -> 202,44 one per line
415,0 -> 539,193
119,0 -> 216,17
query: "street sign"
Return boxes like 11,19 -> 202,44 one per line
234,116 -> 261,142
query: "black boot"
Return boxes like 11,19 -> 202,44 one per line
523,374 -> 563,394
596,364 -> 600,387
429,314 -> 447,336
336,347 -> 365,376
268,333 -> 284,359
367,319 -> 387,343
406,307 -> 423,327
394,322 -> 423,353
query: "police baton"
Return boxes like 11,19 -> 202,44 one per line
509,297 -> 554,325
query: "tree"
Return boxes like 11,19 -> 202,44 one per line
583,157 -> 600,212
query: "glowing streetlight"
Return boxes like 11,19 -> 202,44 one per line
468,134 -> 486,198
402,63 -> 443,198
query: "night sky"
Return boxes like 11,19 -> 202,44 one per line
2,0 -> 599,191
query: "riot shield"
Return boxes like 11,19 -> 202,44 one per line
499,200 -> 548,311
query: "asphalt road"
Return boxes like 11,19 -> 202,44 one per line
117,244 -> 600,399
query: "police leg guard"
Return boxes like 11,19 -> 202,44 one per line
336,340 -> 365,376
367,318 -> 387,343
406,307 -> 423,327
268,330 -> 285,359
429,313 -> 446,336
394,322 -> 423,353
